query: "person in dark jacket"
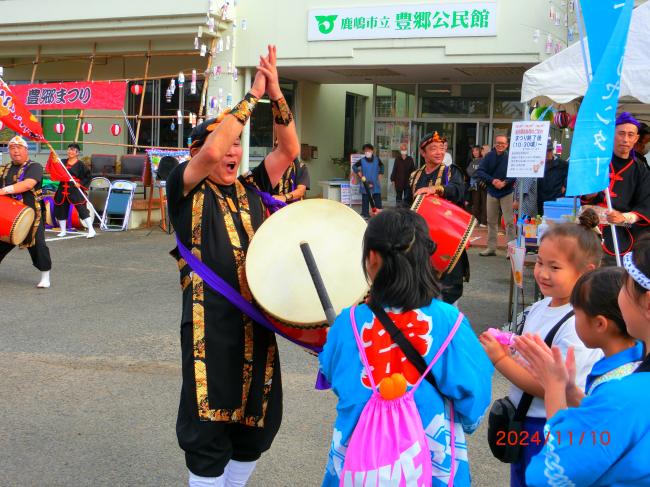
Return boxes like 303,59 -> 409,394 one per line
390,143 -> 415,206
475,135 -> 515,256
537,143 -> 568,214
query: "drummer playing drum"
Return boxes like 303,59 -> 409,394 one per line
166,45 -> 299,487
406,131 -> 469,305
0,135 -> 52,288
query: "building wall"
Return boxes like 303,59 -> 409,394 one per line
235,0 -> 569,68
296,82 -> 373,196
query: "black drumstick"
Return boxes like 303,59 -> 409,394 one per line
299,241 -> 337,326
357,172 -> 377,209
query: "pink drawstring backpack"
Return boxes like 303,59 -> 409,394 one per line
340,306 -> 463,487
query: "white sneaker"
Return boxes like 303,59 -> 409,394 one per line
86,228 -> 96,239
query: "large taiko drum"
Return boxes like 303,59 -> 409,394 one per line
0,195 -> 35,245
246,199 -> 369,350
411,194 -> 477,274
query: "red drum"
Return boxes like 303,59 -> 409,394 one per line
0,195 -> 35,245
246,199 -> 369,351
411,194 -> 477,274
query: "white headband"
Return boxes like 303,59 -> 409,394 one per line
8,135 -> 28,148
623,252 -> 650,290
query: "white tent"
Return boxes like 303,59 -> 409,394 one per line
521,2 -> 650,105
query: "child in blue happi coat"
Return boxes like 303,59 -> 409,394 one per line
479,210 -> 604,487
319,208 -> 493,486
516,236 -> 650,486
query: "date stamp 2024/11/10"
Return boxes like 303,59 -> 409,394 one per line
495,430 -> 611,447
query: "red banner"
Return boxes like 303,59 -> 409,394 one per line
0,77 -> 45,141
10,81 -> 127,111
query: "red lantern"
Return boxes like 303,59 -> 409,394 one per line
553,111 -> 571,129
54,123 -> 65,134
110,124 -> 122,136
130,84 -> 143,96
82,122 -> 93,134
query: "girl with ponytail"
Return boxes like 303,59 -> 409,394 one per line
319,208 -> 493,487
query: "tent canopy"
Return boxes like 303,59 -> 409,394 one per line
521,2 -> 650,105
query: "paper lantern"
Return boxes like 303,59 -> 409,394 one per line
130,84 -> 143,96
0,120 -> 4,131
82,122 -> 93,134
54,123 -> 65,134
553,111 -> 571,129
110,124 -> 122,136
569,113 -> 578,130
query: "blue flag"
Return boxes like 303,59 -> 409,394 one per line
566,0 -> 634,197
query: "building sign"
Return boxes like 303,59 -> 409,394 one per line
507,121 -> 550,178
308,3 -> 496,41
11,81 -> 127,111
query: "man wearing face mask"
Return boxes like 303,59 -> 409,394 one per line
352,143 -> 384,218
390,143 -> 415,206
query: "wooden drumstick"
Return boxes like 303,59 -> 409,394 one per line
299,241 -> 337,326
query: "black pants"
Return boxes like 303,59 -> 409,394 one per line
440,251 -> 469,305
176,323 -> 283,477
54,201 -> 90,221
395,188 -> 407,205
0,214 -> 52,272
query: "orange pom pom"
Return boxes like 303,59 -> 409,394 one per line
390,373 -> 408,398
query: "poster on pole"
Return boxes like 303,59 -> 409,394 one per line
507,121 -> 550,178
350,153 -> 363,204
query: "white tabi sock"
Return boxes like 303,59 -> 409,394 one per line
224,460 -> 257,487
37,271 -> 50,289
188,470 -> 225,487
57,220 -> 67,237
83,217 -> 96,238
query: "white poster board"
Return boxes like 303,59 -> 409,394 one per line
340,183 -> 351,205
350,153 -> 363,203
507,121 -> 550,178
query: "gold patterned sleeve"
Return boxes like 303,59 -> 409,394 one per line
230,92 -> 259,125
271,97 -> 294,126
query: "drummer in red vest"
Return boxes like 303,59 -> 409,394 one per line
53,143 -> 95,238
166,45 -> 299,487
406,131 -> 468,305
0,135 -> 52,288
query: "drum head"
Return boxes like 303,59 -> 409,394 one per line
14,207 -> 36,243
246,199 -> 369,327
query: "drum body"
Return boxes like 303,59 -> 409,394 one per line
246,199 -> 369,350
411,194 -> 476,274
0,195 -> 35,245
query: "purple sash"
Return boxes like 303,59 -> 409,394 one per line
175,237 -> 331,389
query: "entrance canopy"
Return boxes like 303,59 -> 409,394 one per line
521,2 -> 650,105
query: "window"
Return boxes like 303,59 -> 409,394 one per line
375,84 -> 415,118
493,85 -> 524,120
249,79 -> 296,161
42,109 -> 83,151
419,84 -> 490,118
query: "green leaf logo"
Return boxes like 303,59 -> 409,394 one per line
316,15 -> 338,35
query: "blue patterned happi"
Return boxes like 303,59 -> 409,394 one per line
566,0 -> 634,196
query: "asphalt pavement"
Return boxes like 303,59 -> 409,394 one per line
0,225 -> 517,487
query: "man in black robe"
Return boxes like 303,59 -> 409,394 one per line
581,112 -> 650,264
406,131 -> 468,305
166,45 -> 299,487
0,135 -> 52,288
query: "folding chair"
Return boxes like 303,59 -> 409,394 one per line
100,180 -> 137,231
89,177 -> 111,221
